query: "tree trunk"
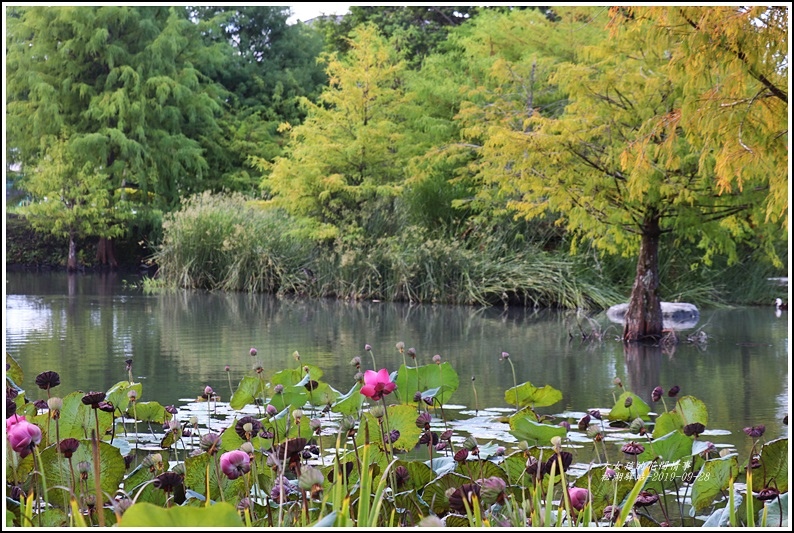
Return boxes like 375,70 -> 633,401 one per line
96,237 -> 119,269
67,233 -> 78,272
623,211 -> 663,342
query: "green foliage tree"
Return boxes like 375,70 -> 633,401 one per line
449,7 -> 782,340
315,6 -> 557,68
618,6 -> 788,228
409,8 -> 596,238
6,6 -> 228,233
19,136 -> 132,270
261,24 -> 429,242
189,6 -> 327,190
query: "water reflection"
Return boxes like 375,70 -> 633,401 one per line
4,272 -> 789,461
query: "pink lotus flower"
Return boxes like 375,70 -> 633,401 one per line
220,450 -> 250,480
568,486 -> 590,511
6,415 -> 26,433
360,369 -> 396,401
7,419 -> 42,458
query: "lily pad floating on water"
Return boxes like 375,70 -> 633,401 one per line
505,381 -> 562,409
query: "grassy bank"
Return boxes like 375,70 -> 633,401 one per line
146,193 -> 785,310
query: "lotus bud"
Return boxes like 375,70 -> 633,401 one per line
339,416 -> 356,435
629,417 -> 645,434
292,409 -> 303,425
586,425 -> 603,441
298,466 -> 325,492
416,412 -> 432,429
200,433 -> 221,454
77,460 -> 91,480
479,476 -> 507,506
651,386 -> 663,402
463,435 -> 479,451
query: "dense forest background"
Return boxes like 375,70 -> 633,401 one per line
5,6 -> 789,317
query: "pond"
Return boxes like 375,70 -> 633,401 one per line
4,271 -> 789,463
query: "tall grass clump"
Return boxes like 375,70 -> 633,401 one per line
311,226 -> 622,309
152,192 -> 315,293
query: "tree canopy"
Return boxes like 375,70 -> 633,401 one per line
262,24 -> 430,241
617,6 -> 789,229
6,6 -> 228,211
435,6 -> 783,339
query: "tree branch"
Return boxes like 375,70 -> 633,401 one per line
679,9 -> 787,103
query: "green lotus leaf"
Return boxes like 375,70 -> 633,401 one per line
690,455 -> 740,511
421,472 -> 470,515
394,362 -> 459,405
5,354 -> 24,391
271,387 -> 308,411
760,491 -> 788,527
229,376 -> 265,410
427,456 -> 458,477
272,364 -> 324,387
127,401 -> 170,424
44,391 -> 115,440
301,380 -> 340,406
331,382 -> 365,416
607,391 -> 651,422
752,437 -> 788,493
40,440 -> 126,509
651,411 -> 683,438
675,396 -> 708,427
355,405 -> 422,452
505,381 -> 562,409
106,381 -> 143,414
454,459 -> 507,483
392,459 -> 435,492
444,514 -> 470,528
509,415 -> 566,444
118,501 -> 243,527
501,452 -> 535,489
6,449 -> 34,487
638,430 -> 692,464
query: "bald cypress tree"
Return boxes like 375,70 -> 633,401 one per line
6,6 -> 228,266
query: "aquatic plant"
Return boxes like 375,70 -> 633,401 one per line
3,347 -> 788,528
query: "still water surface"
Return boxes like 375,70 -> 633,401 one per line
4,272 -> 790,459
